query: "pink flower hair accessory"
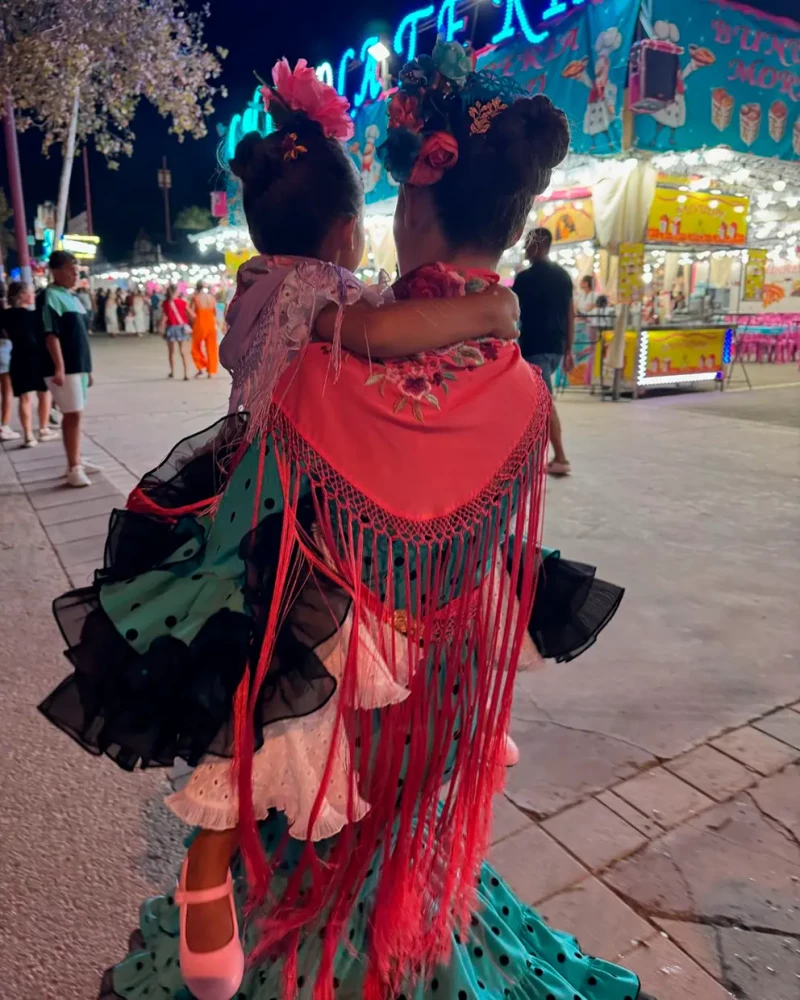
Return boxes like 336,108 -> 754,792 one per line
261,58 -> 355,142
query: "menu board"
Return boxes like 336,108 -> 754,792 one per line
618,242 -> 645,305
646,186 -> 749,245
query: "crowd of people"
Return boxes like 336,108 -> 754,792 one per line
0,251 -> 98,486
33,47 -> 652,1000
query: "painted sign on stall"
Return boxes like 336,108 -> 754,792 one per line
618,242 -> 645,304
537,194 -> 595,244
477,0 -> 639,155
743,247 -> 767,301
348,101 -> 398,206
646,187 -> 749,244
634,0 -> 800,161
639,327 -> 728,383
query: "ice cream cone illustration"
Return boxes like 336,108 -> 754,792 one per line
711,88 -> 734,131
793,117 -> 800,156
769,100 -> 787,142
740,103 -> 761,146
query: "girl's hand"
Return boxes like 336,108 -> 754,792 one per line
485,284 -> 520,340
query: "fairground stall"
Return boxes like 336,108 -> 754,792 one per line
193,0 -> 799,397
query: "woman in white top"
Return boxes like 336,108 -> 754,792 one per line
575,274 -> 596,317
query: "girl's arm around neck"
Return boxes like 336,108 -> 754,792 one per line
315,284 -> 520,358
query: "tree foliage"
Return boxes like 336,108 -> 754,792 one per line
0,0 -> 226,164
174,204 -> 214,231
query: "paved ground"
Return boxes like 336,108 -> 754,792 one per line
1,335 -> 799,1000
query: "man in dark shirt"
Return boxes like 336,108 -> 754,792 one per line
513,227 -> 574,475
43,250 -> 98,488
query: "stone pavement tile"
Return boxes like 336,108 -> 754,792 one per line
17,474 -> 69,495
538,877 -> 657,962
653,919 -> 722,979
541,798 -> 647,872
595,790 -> 663,839
491,794 -> 533,845
66,562 -> 99,588
505,719 -> 654,818
27,479 -> 122,510
749,764 -> 800,838
605,798 -> 800,935
753,709 -> 800,751
7,452 -> 66,472
489,825 -> 587,905
45,513 -> 113,545
655,918 -> 800,997
38,494 -> 124,526
665,745 -> 757,802
16,464 -> 73,485
712,726 -> 799,776
614,767 -> 714,828
54,533 -> 107,568
622,937 -> 734,999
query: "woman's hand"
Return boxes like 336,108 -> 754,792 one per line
484,284 -> 520,341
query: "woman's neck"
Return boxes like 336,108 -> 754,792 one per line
441,251 -> 501,273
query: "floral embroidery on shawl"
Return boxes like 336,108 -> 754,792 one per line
364,262 -> 506,422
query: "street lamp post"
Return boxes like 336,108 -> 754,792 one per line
158,156 -> 172,244
2,93 -> 32,284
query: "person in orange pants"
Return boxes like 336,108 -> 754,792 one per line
188,281 -> 219,378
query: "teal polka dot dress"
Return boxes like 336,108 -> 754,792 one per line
110,814 -> 641,1000
40,414 -> 636,1000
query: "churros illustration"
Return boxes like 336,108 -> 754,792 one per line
711,88 -> 734,131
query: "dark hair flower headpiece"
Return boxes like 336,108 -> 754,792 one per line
379,38 -> 522,187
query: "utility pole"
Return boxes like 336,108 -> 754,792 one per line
2,93 -> 32,284
158,156 -> 172,244
83,147 -> 94,235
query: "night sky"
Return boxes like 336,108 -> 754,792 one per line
1,0 -> 796,263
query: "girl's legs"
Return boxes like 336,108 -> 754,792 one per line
19,393 -> 34,441
179,339 -> 191,380
37,391 -> 52,433
0,372 -> 13,428
184,828 -> 237,952
167,340 -> 176,378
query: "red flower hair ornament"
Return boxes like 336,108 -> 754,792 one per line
408,132 -> 459,186
261,58 -> 354,142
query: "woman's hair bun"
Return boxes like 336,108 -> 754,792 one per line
488,93 -> 570,195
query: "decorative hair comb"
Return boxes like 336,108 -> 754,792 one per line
282,133 -> 308,161
468,97 -> 508,135
260,58 -> 354,142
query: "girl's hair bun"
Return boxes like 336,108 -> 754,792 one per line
230,131 -> 281,189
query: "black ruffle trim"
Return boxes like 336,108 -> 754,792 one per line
39,415 -> 344,772
528,556 -> 624,663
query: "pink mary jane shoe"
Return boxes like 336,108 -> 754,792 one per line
503,735 -> 520,767
176,861 -> 245,1000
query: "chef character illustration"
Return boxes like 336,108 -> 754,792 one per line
359,124 -> 383,194
564,27 -> 622,151
649,20 -> 715,145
